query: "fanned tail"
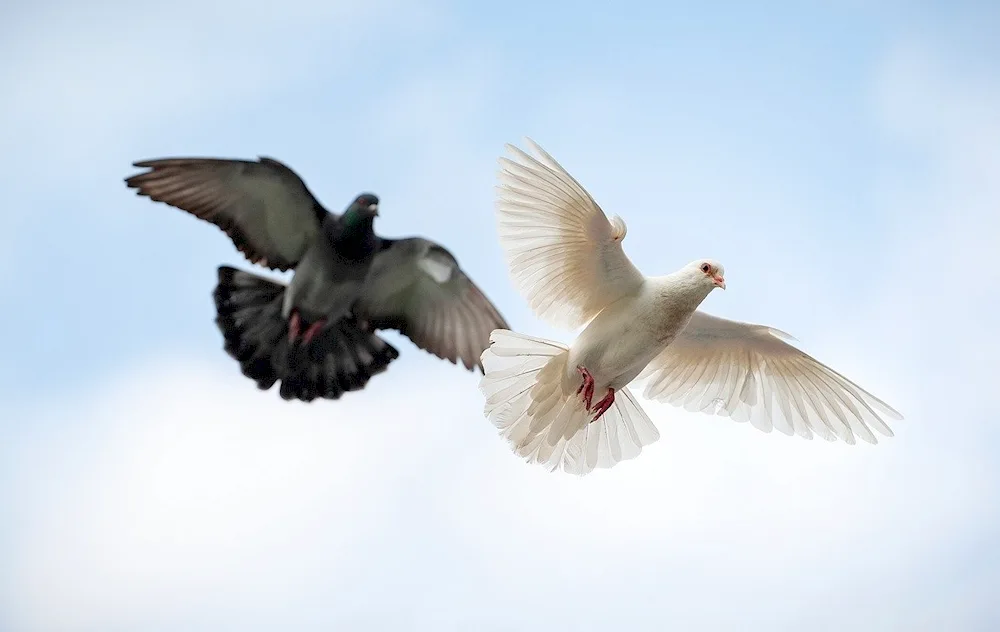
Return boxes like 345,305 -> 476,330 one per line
479,329 -> 660,476
213,266 -> 399,402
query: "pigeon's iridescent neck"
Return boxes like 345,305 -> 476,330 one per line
342,208 -> 369,229
328,211 -> 377,261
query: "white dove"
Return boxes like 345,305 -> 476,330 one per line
479,138 -> 903,476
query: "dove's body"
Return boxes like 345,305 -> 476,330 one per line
566,274 -> 708,394
480,139 -> 903,476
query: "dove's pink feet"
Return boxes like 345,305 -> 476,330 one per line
302,319 -> 327,345
576,366 -> 596,411
288,311 -> 302,343
590,389 -> 615,422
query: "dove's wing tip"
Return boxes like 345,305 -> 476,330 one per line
501,137 -> 542,154
765,326 -> 798,343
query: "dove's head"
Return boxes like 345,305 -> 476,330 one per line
685,259 -> 726,291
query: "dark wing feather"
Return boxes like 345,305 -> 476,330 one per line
125,156 -> 328,271
358,237 -> 509,371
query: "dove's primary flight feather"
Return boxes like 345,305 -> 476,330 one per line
496,143 -> 643,330
637,311 -> 900,444
126,156 -> 508,401
480,139 -> 902,475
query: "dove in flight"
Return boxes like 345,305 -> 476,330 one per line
126,156 -> 507,402
479,139 -> 903,475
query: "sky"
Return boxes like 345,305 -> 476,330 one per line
1,0 -> 999,630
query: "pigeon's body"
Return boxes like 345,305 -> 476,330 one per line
480,139 -> 903,475
126,156 -> 507,402
212,266 -> 399,401
283,212 -> 378,322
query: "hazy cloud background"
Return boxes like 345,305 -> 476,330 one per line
1,1 -> 997,630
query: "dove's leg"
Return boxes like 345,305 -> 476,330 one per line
590,389 -> 616,422
302,319 -> 327,345
576,366 -> 596,411
288,310 -> 303,343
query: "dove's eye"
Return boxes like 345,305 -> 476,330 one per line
700,263 -> 711,274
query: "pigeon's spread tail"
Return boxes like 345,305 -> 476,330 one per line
213,266 -> 399,402
479,330 -> 660,476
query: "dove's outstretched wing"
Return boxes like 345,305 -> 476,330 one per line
495,139 -> 645,330
638,311 -> 903,444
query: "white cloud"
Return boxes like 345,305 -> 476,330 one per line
1,353 -> 491,631
1,343 -> 993,630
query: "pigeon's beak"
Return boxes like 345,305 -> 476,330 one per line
713,275 -> 726,290
368,203 -> 379,217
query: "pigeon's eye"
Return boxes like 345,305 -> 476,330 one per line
700,263 -> 711,274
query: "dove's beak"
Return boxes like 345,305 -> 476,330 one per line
368,203 -> 379,217
713,275 -> 726,290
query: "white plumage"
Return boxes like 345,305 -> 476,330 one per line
495,142 -> 643,330
480,138 -> 903,475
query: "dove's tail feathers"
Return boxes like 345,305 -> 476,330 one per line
213,266 -> 399,402
479,329 -> 660,476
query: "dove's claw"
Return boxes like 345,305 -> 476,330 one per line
577,366 -> 596,411
288,310 -> 302,343
302,319 -> 327,345
590,389 -> 615,422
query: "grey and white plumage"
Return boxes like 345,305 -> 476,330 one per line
126,155 -> 508,401
479,139 -> 903,475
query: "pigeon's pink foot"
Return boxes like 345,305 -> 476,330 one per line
302,318 -> 327,345
288,310 -> 303,343
576,366 -> 596,411
590,388 -> 615,422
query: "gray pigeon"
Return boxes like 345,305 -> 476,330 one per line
125,156 -> 508,402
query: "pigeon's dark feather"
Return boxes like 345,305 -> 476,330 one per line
358,237 -> 509,372
126,157 -> 329,271
213,266 -> 398,402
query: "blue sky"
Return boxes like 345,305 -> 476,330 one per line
2,0 -> 999,630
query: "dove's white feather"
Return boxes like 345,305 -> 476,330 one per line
638,311 -> 903,444
495,139 -> 645,330
481,330 -> 659,476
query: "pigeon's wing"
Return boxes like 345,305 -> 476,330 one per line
126,156 -> 327,271
357,237 -> 509,372
637,311 -> 903,444
495,138 -> 645,330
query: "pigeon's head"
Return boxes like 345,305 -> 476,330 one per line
685,259 -> 726,291
345,193 -> 380,221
